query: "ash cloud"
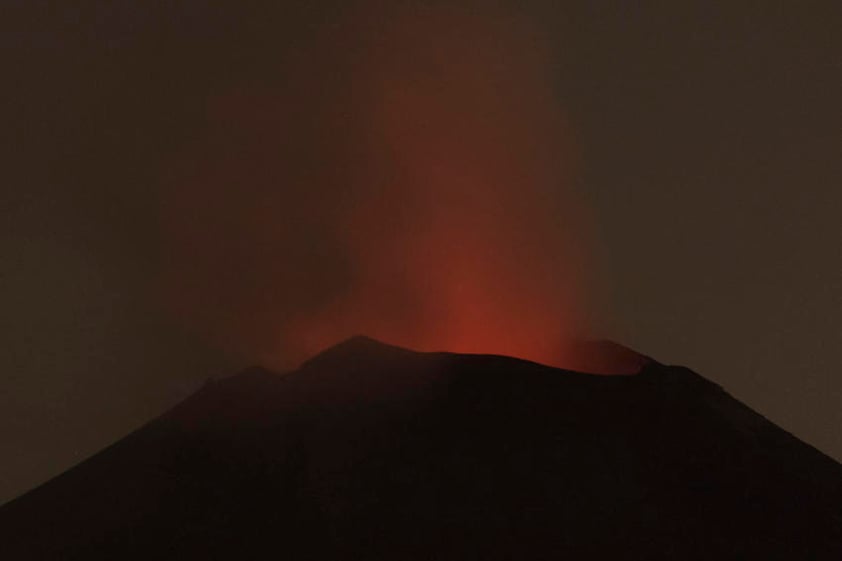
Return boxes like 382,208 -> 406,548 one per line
161,4 -> 594,369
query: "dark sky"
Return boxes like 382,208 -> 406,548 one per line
3,1 -> 840,504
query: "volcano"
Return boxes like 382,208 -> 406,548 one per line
2,337 -> 840,559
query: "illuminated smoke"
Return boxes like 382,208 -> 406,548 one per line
161,4 -> 597,370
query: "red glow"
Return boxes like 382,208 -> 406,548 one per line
161,5 -> 606,372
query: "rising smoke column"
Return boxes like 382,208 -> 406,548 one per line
161,3 -> 594,370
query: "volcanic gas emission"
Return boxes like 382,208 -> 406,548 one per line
160,4 -> 594,370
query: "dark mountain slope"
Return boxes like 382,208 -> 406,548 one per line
2,336 -> 840,559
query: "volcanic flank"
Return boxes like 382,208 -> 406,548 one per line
2,337 -> 841,559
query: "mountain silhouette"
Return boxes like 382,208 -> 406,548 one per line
2,337 -> 840,559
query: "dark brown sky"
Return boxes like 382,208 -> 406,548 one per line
2,1 -> 840,504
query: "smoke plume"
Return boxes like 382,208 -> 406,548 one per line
161,4 -> 594,370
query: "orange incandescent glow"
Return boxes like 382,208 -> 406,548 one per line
161,4 -> 596,371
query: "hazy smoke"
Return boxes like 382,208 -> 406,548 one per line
161,4 -> 593,369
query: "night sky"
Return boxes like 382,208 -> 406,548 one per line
3,1 -> 840,504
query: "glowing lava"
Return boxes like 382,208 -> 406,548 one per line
161,4 -> 597,371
